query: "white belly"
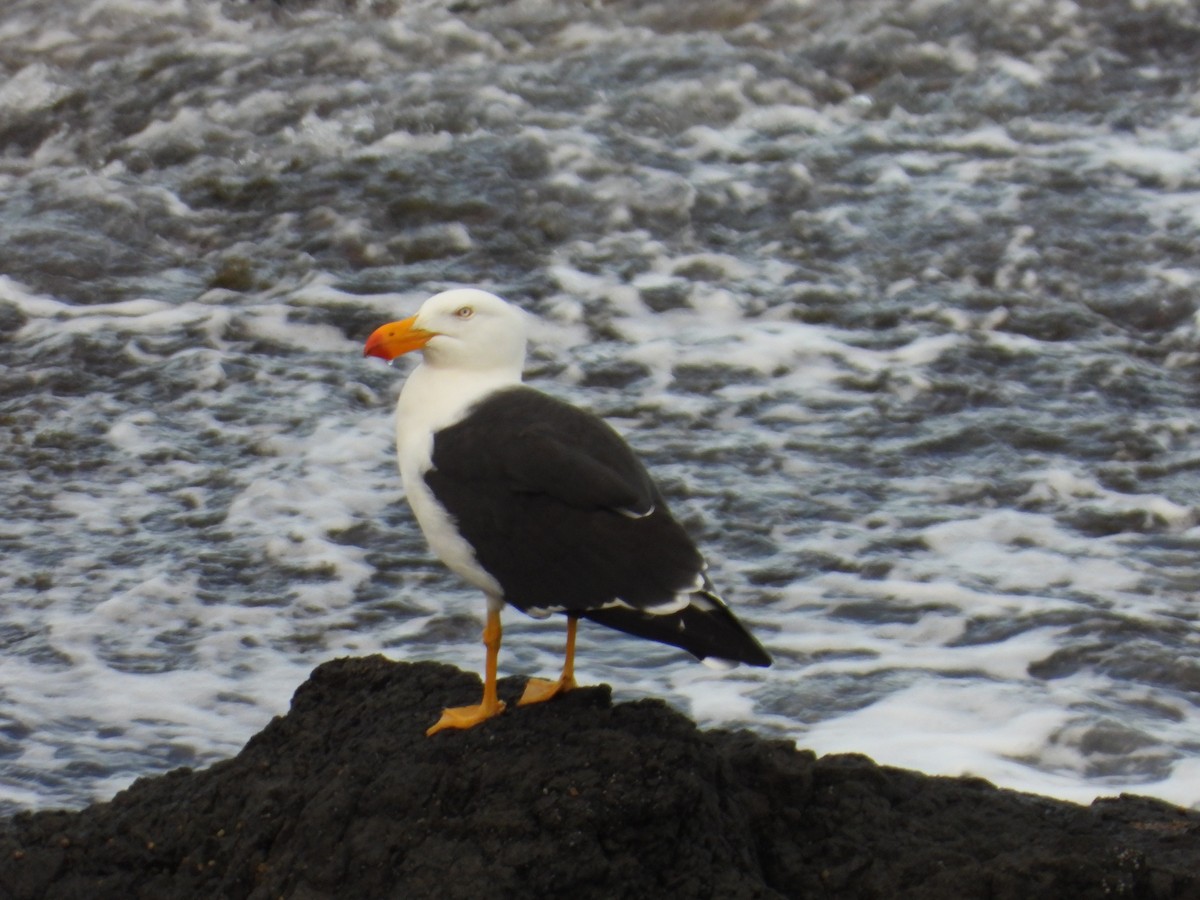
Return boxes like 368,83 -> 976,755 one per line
399,436 -> 502,597
394,363 -> 513,599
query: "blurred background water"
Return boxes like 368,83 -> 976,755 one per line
1,0 -> 1199,813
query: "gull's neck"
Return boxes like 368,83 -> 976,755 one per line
396,358 -> 524,443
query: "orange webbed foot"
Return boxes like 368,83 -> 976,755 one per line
517,674 -> 577,707
426,698 -> 507,736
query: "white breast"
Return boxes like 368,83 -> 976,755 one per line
395,363 -> 515,598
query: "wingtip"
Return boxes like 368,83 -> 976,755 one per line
692,590 -> 773,667
579,589 -> 773,669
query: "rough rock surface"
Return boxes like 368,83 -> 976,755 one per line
0,657 -> 1196,899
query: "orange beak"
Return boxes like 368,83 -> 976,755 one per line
363,315 -> 435,361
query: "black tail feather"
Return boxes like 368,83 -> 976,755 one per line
581,591 -> 772,667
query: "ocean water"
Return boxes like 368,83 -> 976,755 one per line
2,0 -> 1200,814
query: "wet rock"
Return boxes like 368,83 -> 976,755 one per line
0,657 -> 1196,900
0,300 -> 27,337
207,256 -> 256,293
638,280 -> 692,313
670,362 -> 762,394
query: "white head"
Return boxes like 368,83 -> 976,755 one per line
364,288 -> 528,375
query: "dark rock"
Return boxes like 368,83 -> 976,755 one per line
0,300 -> 27,337
0,657 -> 1196,899
578,358 -> 652,390
639,281 -> 693,313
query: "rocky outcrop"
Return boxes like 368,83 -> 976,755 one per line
0,657 -> 1196,899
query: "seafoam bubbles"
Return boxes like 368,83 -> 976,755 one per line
918,508 -> 1141,595
0,62 -> 71,114
798,679 -> 1129,804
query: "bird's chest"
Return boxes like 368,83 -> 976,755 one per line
397,421 -> 502,597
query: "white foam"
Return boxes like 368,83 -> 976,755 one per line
802,679 -> 1200,809
0,63 -> 70,113
920,510 -> 1142,594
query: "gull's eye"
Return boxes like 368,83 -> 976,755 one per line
454,306 -> 474,319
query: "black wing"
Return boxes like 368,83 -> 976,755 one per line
426,387 -> 699,608
426,386 -> 771,666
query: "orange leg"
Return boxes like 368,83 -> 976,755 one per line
427,605 -> 507,736
518,615 -> 579,706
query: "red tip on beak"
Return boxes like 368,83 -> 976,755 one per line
364,315 -> 435,361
